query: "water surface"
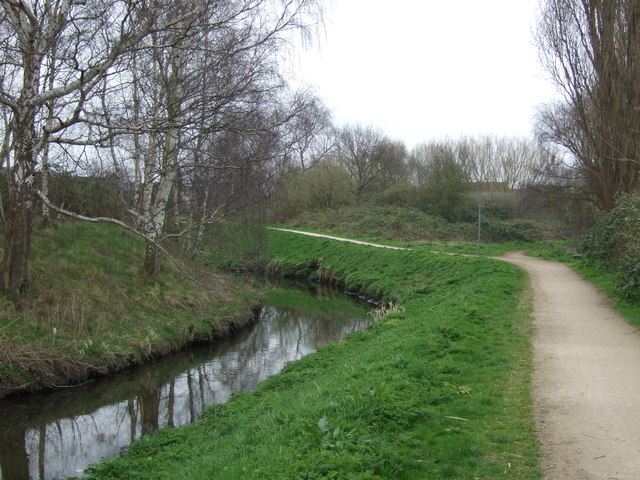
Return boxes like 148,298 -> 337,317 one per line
0,284 -> 370,479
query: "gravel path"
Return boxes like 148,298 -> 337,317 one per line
501,251 -> 640,480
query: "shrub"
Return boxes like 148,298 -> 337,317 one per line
46,172 -> 127,219
580,192 -> 640,303
481,197 -> 517,220
284,204 -> 557,244
374,183 -> 424,209
482,219 -> 544,243
272,163 -> 354,221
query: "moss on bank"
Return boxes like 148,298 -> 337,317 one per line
83,229 -> 541,479
0,221 -> 257,397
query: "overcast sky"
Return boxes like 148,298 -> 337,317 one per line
287,0 -> 558,149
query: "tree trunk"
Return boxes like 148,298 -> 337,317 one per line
192,185 -> 209,258
1,118 -> 36,297
41,136 -> 50,226
0,425 -> 29,480
139,42 -> 183,278
1,10 -> 41,296
2,186 -> 34,296
143,241 -> 161,278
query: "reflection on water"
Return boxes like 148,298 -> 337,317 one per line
0,287 -> 370,479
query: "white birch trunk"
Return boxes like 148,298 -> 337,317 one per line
142,44 -> 185,276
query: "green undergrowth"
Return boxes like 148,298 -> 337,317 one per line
284,204 -> 565,243
84,229 -> 540,479
201,220 -> 268,271
0,221 -> 256,397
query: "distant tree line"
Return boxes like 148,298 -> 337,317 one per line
272,126 -> 589,227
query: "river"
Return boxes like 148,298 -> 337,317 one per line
0,283 -> 370,480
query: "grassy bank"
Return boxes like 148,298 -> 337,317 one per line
84,229 -> 540,479
267,225 -> 547,257
0,221 -> 257,397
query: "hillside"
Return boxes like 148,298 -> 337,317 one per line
283,204 -> 567,243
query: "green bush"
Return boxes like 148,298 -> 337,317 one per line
482,219 -> 544,243
272,163 -> 354,221
481,197 -> 517,220
286,204 -> 472,242
580,192 -> 640,303
374,183 -> 425,209
47,172 -> 127,219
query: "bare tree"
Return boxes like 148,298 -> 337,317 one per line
0,0 -> 185,295
456,135 -> 545,189
279,91 -> 335,173
410,141 -> 470,219
411,136 -> 545,192
126,0 -> 323,276
335,125 -> 406,203
374,138 -> 409,190
536,0 -> 640,211
0,0 -> 324,291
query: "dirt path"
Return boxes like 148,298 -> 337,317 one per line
501,251 -> 640,480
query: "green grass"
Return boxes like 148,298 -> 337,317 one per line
274,203 -> 571,258
201,221 -> 268,271
271,225 -> 549,257
0,221 -> 256,396
410,240 -> 550,257
83,229 -> 540,479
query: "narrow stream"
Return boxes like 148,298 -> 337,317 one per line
0,284 -> 370,480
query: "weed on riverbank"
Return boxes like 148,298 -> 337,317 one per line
0,221 -> 256,397
84,229 -> 540,479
